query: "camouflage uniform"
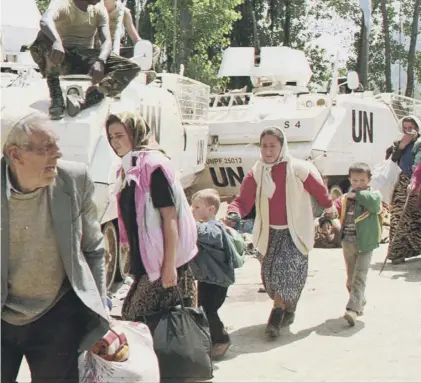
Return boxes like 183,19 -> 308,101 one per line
30,31 -> 140,98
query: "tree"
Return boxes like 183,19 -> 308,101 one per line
137,0 -> 157,42
150,0 -> 243,87
284,0 -> 335,86
251,0 -> 332,85
405,0 -> 420,97
326,0 -> 410,92
358,13 -> 369,89
283,0 -> 292,46
266,0 -> 296,46
380,0 -> 392,92
228,0 -> 266,89
350,0 -> 382,89
416,51 -> 421,84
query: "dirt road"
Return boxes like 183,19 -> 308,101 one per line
17,245 -> 420,382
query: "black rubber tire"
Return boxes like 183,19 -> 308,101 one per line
103,222 -> 118,291
116,246 -> 131,282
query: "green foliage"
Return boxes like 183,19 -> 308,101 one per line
416,52 -> 421,83
326,0 -> 419,93
35,0 -> 50,13
305,46 -> 334,86
150,0 -> 243,88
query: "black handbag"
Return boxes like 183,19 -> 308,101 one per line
139,288 -> 213,382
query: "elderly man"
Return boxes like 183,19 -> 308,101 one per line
30,0 -> 140,120
1,107 -> 109,382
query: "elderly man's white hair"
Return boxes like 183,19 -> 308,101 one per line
1,106 -> 52,159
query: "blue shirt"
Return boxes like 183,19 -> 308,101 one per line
399,141 -> 415,177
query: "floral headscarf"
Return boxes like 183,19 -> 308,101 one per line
105,111 -> 166,156
106,112 -> 168,192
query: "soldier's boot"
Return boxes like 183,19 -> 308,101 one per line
66,86 -> 105,117
47,76 -> 65,120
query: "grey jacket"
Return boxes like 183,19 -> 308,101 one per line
1,158 -> 109,351
190,221 -> 236,287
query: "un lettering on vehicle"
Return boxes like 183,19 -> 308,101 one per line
352,110 -> 373,143
209,166 -> 245,188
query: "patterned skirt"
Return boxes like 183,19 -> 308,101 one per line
121,265 -> 196,324
261,229 -> 308,312
388,173 -> 421,261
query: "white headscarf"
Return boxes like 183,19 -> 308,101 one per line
112,150 -> 140,195
398,115 -> 421,134
256,156 -> 283,199
253,127 -> 290,199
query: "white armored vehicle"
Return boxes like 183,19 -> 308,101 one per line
1,0 -> 41,87
194,46 -> 421,198
1,45 -> 210,288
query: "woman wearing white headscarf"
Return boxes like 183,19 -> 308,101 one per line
227,127 -> 334,339
385,115 -> 421,264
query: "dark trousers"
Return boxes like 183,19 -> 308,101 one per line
1,290 -> 87,383
197,282 -> 230,345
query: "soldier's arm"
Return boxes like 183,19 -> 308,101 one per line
123,8 -> 141,43
40,6 -> 63,45
97,26 -> 112,62
97,7 -> 112,62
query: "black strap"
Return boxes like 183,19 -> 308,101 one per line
136,286 -> 186,324
172,286 -> 186,309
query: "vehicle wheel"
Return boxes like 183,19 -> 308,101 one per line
103,222 -> 118,291
329,185 -> 343,200
116,246 -> 131,282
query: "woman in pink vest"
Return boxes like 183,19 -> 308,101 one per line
105,112 -> 198,330
227,127 -> 334,339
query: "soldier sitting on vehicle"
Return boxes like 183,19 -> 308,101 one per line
103,0 -> 161,70
30,0 -> 141,120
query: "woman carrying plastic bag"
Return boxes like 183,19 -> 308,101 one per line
370,159 -> 402,205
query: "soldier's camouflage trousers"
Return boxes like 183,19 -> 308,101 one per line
30,32 -> 140,97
